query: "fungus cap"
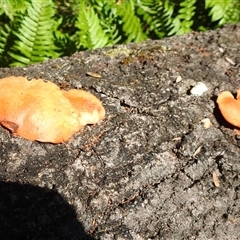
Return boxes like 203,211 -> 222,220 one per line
0,76 -> 105,143
217,91 -> 240,128
62,89 -> 105,126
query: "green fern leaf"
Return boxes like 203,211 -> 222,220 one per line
0,0 -> 27,20
9,0 -> 60,66
117,0 -> 147,43
0,24 -> 10,55
0,24 -> 13,66
136,0 -> 174,38
206,0 -> 240,25
76,1 -> 109,49
92,0 -> 122,45
168,0 -> 196,35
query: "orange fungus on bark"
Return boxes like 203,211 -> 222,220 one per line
0,76 -> 105,143
217,90 -> 240,128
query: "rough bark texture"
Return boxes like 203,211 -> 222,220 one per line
0,23 -> 240,239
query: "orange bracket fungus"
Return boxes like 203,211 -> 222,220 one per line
0,76 -> 105,143
217,90 -> 240,129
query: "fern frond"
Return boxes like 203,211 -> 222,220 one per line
76,1 -> 109,49
117,0 -> 147,43
0,0 -> 27,20
93,0 -> 122,45
206,0 -> 240,25
136,0 -> 174,38
168,0 -> 196,35
0,0 -> 239,67
191,0 -> 213,31
0,24 -> 9,54
9,0 -> 60,66
0,24 -> 13,66
52,17 -> 76,56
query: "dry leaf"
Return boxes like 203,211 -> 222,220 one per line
86,72 -> 102,78
192,146 -> 202,158
212,171 -> 220,187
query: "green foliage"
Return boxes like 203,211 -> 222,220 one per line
0,0 -> 61,66
0,0 -> 239,67
169,0 -> 197,35
0,0 -> 26,20
206,0 -> 240,25
117,0 -> 147,42
136,0 -> 175,38
9,0 -> 60,66
92,0 -> 122,45
0,24 -> 12,64
75,1 -> 109,49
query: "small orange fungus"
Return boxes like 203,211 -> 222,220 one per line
217,90 -> 240,128
0,76 -> 105,143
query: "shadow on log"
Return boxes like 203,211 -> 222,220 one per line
0,181 -> 93,240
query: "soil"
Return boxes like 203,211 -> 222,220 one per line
0,23 -> 240,239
